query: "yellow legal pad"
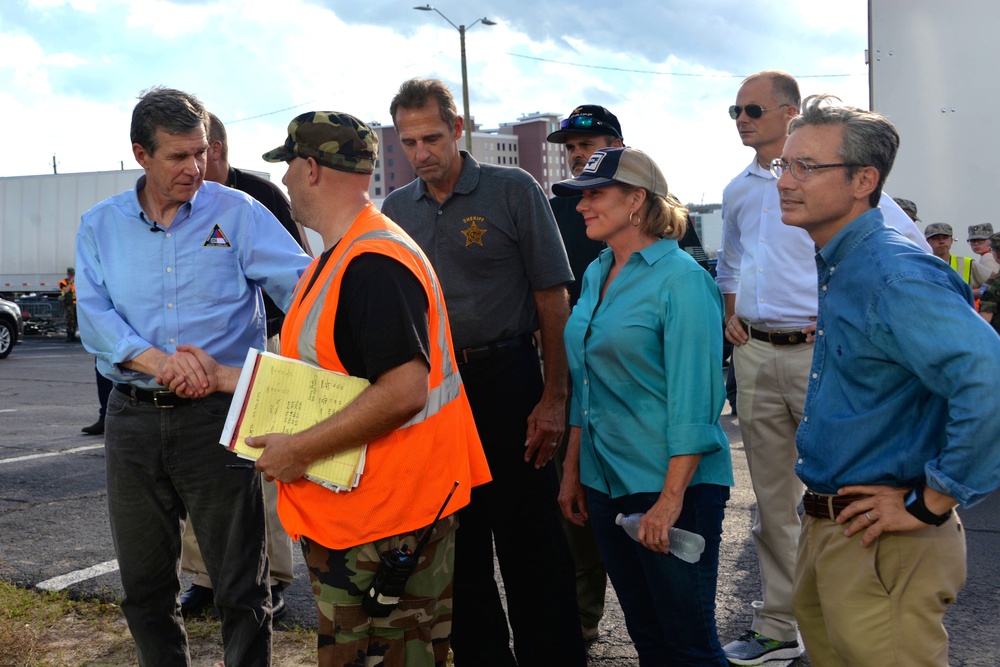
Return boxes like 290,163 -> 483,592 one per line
221,349 -> 370,491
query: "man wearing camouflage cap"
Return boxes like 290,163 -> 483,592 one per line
893,197 -> 920,222
75,86 -> 311,666
172,111 -> 491,665
925,222 -> 991,289
967,223 -> 999,275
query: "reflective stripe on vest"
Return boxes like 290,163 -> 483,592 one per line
950,255 -> 973,284
296,228 -> 460,428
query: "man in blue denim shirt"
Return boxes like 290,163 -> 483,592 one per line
773,95 -> 1000,666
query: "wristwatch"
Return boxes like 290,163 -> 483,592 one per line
904,481 -> 952,526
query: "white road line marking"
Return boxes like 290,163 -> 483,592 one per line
0,444 -> 104,465
36,560 -> 119,591
0,409 -> 15,413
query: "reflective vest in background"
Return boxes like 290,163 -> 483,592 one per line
949,255 -> 980,308
277,202 -> 490,549
950,255 -> 974,284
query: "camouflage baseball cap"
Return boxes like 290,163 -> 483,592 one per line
967,223 -> 994,241
893,197 -> 919,222
262,111 -> 377,174
924,222 -> 953,238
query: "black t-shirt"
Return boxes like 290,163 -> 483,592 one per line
227,167 -> 308,335
299,249 -> 430,381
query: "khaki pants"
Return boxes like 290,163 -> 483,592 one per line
733,336 -> 813,641
794,513 -> 966,666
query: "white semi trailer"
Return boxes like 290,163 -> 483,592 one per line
0,169 -> 143,294
869,0 -> 993,238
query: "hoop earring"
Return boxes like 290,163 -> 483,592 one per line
629,211 -> 642,227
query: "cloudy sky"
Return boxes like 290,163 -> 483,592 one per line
1,0 -> 871,204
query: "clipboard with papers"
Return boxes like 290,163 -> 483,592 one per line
220,348 -> 370,492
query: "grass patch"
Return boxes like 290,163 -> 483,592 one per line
0,581 -> 315,667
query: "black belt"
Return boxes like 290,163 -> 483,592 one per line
456,333 -> 533,365
742,321 -> 807,346
114,383 -> 192,408
802,491 -> 872,520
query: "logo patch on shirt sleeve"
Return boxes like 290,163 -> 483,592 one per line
203,224 -> 232,248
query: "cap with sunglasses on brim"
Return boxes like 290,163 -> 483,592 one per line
552,147 -> 667,198
547,105 -> 623,144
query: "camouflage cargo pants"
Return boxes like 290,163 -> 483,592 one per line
301,514 -> 457,667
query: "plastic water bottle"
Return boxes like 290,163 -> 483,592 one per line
615,513 -> 706,564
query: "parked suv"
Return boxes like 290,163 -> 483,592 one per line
0,296 -> 24,359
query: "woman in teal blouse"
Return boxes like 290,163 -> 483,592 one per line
555,148 -> 734,666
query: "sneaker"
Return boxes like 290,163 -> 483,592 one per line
724,630 -> 802,665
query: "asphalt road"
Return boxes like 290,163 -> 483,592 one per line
1,336 -> 997,665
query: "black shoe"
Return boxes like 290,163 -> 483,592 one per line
81,420 -> 105,435
271,585 -> 286,618
179,583 -> 215,617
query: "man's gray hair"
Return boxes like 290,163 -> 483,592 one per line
130,86 -> 208,155
788,94 -> 899,208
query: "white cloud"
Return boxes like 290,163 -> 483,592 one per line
0,0 -> 873,202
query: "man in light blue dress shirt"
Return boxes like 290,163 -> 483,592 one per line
75,87 -> 309,666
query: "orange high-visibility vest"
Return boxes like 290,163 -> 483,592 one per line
277,203 -> 490,548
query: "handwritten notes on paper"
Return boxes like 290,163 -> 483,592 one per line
221,349 -> 370,491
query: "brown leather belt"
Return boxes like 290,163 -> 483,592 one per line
742,321 -> 807,346
802,491 -> 871,520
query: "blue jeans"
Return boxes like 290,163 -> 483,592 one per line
105,388 -> 271,666
587,485 -> 729,667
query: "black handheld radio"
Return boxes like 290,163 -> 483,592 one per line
362,481 -> 459,618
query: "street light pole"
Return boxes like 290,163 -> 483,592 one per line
413,5 -> 496,156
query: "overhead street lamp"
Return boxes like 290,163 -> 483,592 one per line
413,4 -> 496,155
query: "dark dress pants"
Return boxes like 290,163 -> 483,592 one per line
450,344 -> 586,667
105,389 -> 271,667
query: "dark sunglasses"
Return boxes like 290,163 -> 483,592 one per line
728,103 -> 788,120
560,115 -> 613,132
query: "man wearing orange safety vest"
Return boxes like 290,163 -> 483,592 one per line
164,111 -> 491,666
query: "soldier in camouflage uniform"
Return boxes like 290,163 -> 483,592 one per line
977,232 -> 1000,335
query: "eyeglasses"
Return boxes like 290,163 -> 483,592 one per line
728,103 -> 788,120
769,158 -> 862,181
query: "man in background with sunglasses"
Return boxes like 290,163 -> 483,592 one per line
716,71 -> 928,666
